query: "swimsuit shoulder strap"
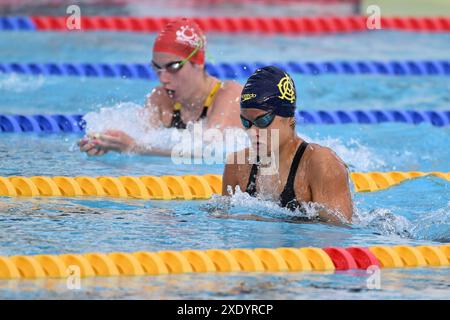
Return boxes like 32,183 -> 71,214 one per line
173,101 -> 182,111
170,102 -> 186,129
245,154 -> 260,196
279,141 -> 309,207
286,141 -> 309,188
199,81 -> 222,119
171,81 -> 221,128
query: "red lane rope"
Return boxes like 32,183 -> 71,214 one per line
29,16 -> 450,33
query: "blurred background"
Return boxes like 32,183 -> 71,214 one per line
1,0 -> 449,17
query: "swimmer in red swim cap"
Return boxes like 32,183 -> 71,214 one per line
79,18 -> 242,156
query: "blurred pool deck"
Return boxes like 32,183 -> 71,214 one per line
362,0 -> 450,16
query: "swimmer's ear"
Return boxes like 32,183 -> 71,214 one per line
191,61 -> 205,73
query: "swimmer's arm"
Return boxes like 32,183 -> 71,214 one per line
89,130 -> 174,157
80,88 -> 173,156
308,151 -> 353,224
128,144 -> 177,157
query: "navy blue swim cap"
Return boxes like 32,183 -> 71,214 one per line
240,66 -> 296,117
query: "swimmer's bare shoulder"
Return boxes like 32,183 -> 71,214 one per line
222,147 -> 252,196
207,80 -> 242,129
305,143 -> 348,180
221,80 -> 242,95
145,86 -> 175,127
301,143 -> 353,222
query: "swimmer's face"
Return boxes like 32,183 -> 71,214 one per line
241,108 -> 292,155
152,52 -> 204,102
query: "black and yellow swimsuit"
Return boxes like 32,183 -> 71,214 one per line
169,81 -> 222,129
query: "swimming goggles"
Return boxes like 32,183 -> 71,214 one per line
151,38 -> 203,74
240,112 -> 276,129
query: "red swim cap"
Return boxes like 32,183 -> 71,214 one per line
153,18 -> 206,65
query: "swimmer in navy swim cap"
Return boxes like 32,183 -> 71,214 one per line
222,66 -> 353,224
79,17 -> 242,156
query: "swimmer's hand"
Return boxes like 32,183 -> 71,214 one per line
78,130 -> 136,156
78,134 -> 107,156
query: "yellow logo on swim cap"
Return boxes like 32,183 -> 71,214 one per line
277,74 -> 295,104
241,93 -> 257,102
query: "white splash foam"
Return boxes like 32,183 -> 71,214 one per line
83,103 -> 385,170
208,186 -> 322,221
409,204 -> 450,242
0,74 -> 45,92
208,186 -> 449,241
353,207 -> 413,238
82,103 -> 250,156
301,134 -> 386,172
353,203 -> 450,242
83,102 -> 182,151
83,102 -> 150,138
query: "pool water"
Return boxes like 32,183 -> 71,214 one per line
2,268 -> 448,299
0,18 -> 449,298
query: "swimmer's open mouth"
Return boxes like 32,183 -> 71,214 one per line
166,89 -> 175,98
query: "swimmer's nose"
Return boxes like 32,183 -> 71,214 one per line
158,70 -> 171,84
